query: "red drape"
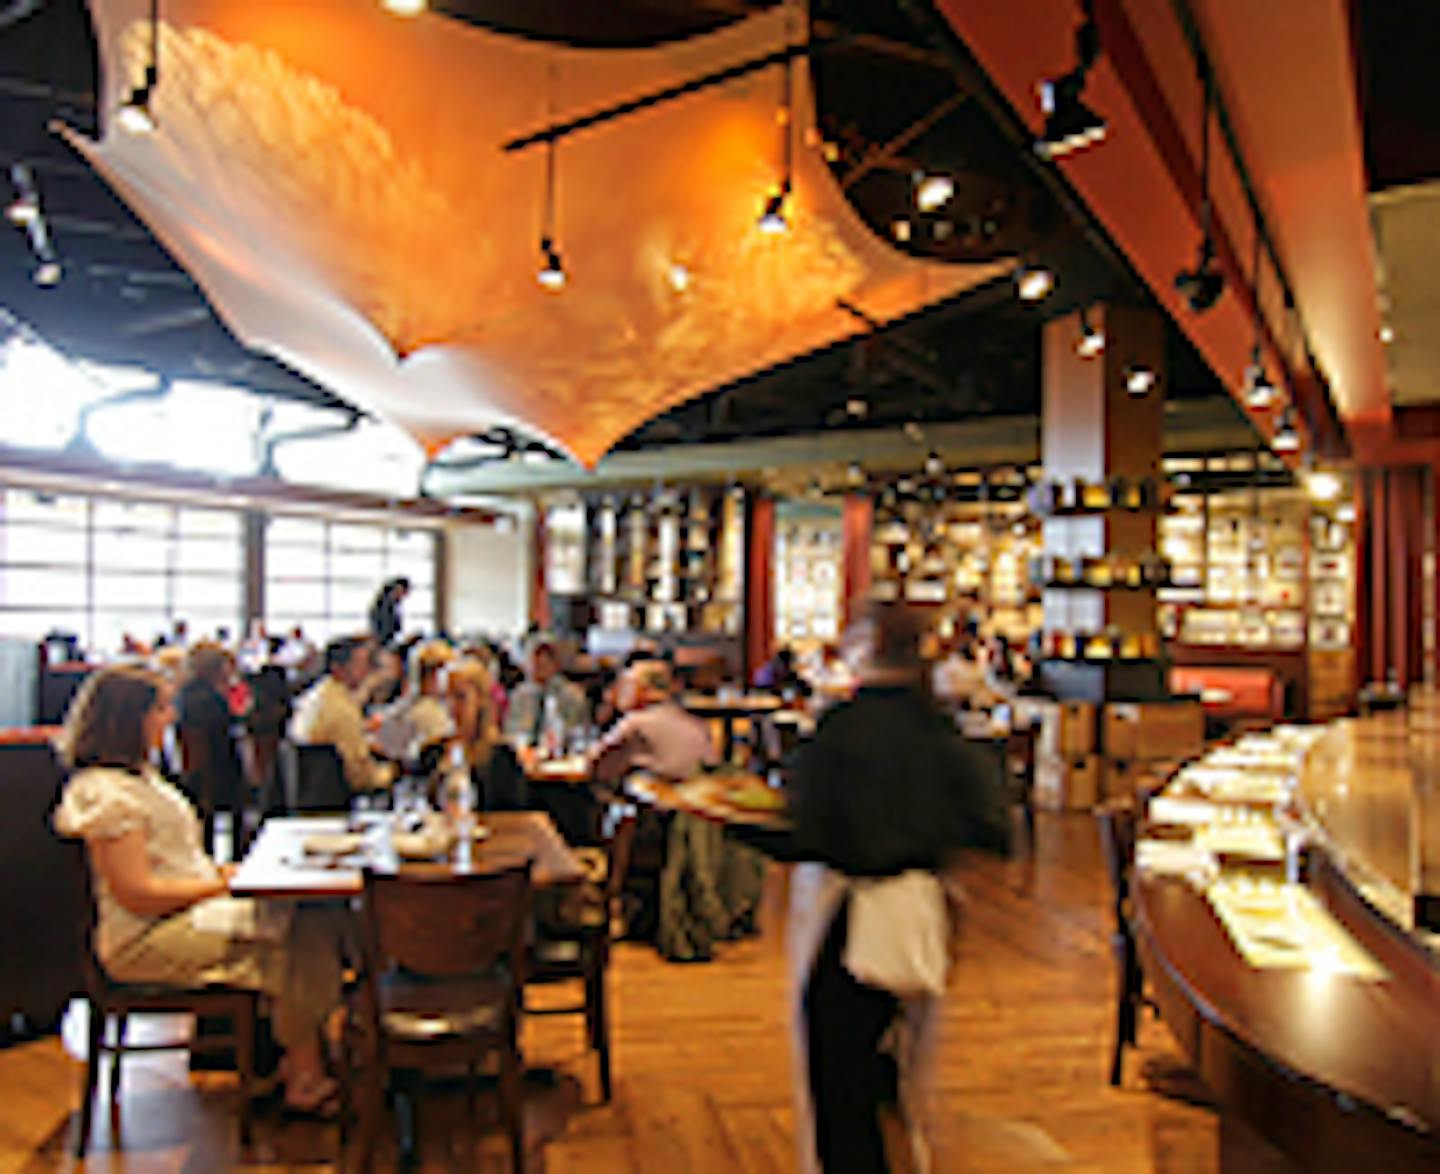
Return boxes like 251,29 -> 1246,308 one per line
841,494 -> 873,630
1355,466 -> 1427,690
745,496 -> 775,684
528,508 -> 550,632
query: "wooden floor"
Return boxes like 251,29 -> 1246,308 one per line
0,813 -> 1298,1172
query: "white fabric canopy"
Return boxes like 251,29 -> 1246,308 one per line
71,1 -> 1008,467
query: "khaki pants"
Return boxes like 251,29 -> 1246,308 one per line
106,904 -> 348,1049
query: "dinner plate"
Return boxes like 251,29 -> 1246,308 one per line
392,832 -> 452,859
302,832 -> 364,857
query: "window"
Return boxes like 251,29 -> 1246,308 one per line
264,515 -> 437,643
0,490 -> 244,651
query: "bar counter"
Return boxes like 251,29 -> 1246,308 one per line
1132,717 -> 1440,1172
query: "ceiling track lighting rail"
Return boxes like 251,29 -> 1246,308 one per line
503,35 -> 844,153
1163,0 -> 1345,454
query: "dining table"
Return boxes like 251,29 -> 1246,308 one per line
680,692 -> 789,760
229,810 -> 586,899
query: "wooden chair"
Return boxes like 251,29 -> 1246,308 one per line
1006,724 -> 1039,851
282,742 -> 352,812
1095,801 -> 1143,1086
353,862 -> 533,1171
525,803 -> 637,1102
72,852 -> 259,1158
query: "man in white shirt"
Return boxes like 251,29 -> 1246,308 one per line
289,635 -> 394,794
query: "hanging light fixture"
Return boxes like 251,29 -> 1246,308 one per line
117,0 -> 161,135
758,13 -> 796,235
925,451 -> 945,477
1271,408 -> 1300,453
846,461 -> 865,485
1242,346 -> 1277,409
1075,305 -> 1105,358
536,65 -> 567,291
1035,0 -> 1108,161
1015,263 -> 1055,302
1175,68 -> 1225,313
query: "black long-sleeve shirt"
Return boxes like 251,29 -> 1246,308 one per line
761,683 -> 1012,875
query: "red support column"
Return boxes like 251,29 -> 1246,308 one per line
528,506 -> 550,632
744,496 -> 775,685
841,494 -> 873,629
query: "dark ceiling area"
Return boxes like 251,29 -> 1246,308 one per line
1353,0 -> 1440,192
0,0 -> 1232,466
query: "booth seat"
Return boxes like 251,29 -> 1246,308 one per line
1170,667 -> 1284,724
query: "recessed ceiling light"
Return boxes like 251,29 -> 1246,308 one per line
382,0 -> 427,14
1380,324 -> 1395,344
668,263 -> 690,292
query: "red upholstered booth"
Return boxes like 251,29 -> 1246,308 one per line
1170,667 -> 1284,724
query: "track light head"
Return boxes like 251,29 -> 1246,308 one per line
1035,71 -> 1108,161
1015,263 -> 1054,302
1125,364 -> 1156,396
914,173 -> 954,213
1076,308 -> 1105,358
1175,238 -> 1225,312
757,190 -> 789,235
1242,346 -> 1277,409
6,194 -> 38,227
537,237 -> 566,291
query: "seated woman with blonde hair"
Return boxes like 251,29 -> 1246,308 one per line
52,666 -> 347,1114
445,658 -> 527,811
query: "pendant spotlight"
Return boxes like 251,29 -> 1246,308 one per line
117,0 -> 161,135
925,451 -> 945,477
537,236 -> 565,291
536,66 -> 567,291
1242,345 -> 1276,409
759,9 -> 797,235
1075,305 -> 1105,358
1035,0 -> 1108,161
1271,408 -> 1300,453
1240,225 -> 1276,408
1174,69 -> 1225,313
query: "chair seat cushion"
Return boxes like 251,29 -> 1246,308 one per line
377,970 -> 510,1041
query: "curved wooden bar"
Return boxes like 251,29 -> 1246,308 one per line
1133,718 -> 1440,1172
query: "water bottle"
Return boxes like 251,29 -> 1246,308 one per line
443,743 -> 474,832
542,692 -> 562,760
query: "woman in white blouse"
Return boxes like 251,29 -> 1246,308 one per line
53,666 -> 344,1114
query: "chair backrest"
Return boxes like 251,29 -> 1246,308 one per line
362,862 -> 532,979
290,742 -> 351,812
1094,800 -> 1138,920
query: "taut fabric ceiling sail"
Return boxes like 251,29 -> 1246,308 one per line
67,1 -> 1008,468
